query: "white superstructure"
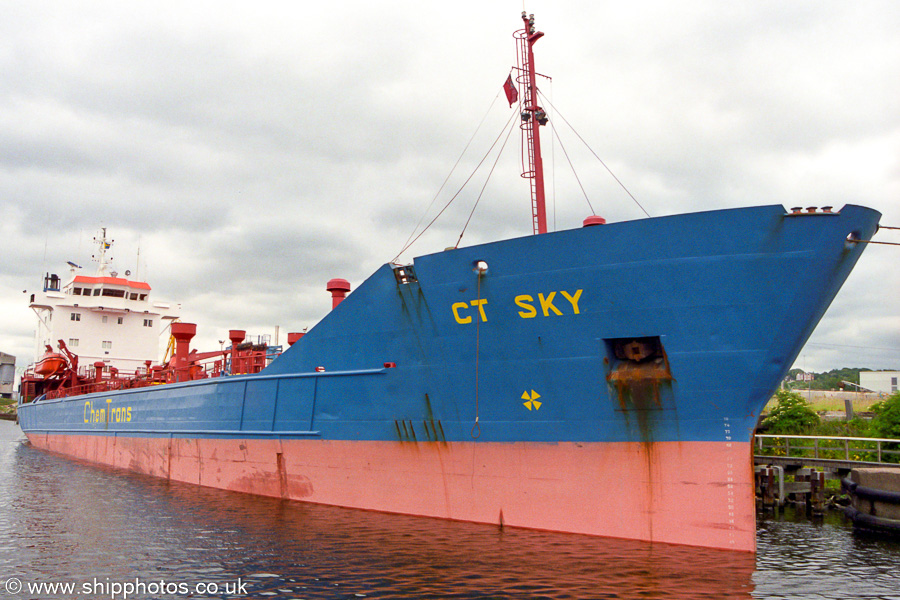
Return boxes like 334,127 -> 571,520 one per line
29,229 -> 180,374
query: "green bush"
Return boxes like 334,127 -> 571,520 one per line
761,389 -> 820,434
871,391 -> 900,439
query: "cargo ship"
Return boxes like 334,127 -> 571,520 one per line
17,13 -> 883,552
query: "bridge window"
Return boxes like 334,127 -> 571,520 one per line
68,338 -> 79,347
70,313 -> 81,321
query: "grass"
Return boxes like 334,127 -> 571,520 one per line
762,394 -> 881,414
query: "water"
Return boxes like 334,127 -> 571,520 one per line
1,421 -> 899,600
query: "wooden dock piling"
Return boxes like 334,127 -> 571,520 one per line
756,465 -> 825,511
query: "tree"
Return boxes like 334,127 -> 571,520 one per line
871,392 -> 900,440
761,389 -> 820,434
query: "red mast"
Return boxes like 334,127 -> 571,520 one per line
515,11 -> 548,235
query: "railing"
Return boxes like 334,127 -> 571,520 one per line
755,434 -> 900,465
45,379 -> 148,400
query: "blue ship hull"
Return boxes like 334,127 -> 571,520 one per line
19,204 -> 880,551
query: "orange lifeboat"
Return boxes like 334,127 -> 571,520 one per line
34,352 -> 67,377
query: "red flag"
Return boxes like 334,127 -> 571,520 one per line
503,75 -> 518,107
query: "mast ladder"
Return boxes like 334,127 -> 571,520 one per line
514,12 -> 547,235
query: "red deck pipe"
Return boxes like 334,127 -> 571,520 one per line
229,329 -> 246,375
171,322 -> 197,382
94,361 -> 105,384
171,323 -> 197,366
326,278 -> 351,309
229,329 -> 246,345
287,332 -> 305,346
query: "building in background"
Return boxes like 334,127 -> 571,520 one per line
0,353 -> 14,399
860,371 -> 900,394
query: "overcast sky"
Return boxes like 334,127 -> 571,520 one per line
1,1 -> 897,375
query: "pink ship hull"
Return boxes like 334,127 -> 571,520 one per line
26,433 -> 756,552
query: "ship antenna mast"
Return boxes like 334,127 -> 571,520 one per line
92,227 -> 114,276
516,11 -> 548,234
